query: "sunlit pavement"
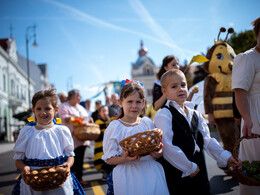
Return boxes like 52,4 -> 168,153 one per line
81,159 -> 108,195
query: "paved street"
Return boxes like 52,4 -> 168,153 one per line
0,134 -> 240,195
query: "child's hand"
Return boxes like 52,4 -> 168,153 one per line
61,162 -> 71,177
208,113 -> 216,125
22,166 -> 30,175
150,143 -> 163,159
21,166 -> 31,179
191,86 -> 199,94
189,165 -> 200,178
123,151 -> 140,162
228,156 -> 242,169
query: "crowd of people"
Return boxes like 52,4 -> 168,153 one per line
11,16 -> 260,195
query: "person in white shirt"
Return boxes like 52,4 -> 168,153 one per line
154,69 -> 241,194
232,16 -> 260,195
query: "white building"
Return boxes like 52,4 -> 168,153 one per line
131,41 -> 158,105
0,37 -> 51,142
0,38 -> 35,141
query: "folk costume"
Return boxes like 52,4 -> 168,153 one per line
94,118 -> 113,175
12,119 -> 85,195
232,47 -> 260,195
102,117 -> 169,195
154,100 -> 232,194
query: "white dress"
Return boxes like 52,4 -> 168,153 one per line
232,48 -> 260,195
13,125 -> 75,195
102,117 -> 169,195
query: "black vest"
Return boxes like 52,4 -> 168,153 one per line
159,105 -> 210,195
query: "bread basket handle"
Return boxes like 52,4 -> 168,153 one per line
232,133 -> 260,160
85,116 -> 94,124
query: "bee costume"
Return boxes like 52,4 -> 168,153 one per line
203,28 -> 240,153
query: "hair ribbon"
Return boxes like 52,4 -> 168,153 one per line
121,79 -> 143,87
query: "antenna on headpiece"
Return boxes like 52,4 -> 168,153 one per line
217,27 -> 226,41
224,28 -> 234,41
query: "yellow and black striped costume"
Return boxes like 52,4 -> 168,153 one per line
94,119 -> 113,173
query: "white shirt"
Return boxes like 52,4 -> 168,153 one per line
154,100 -> 231,177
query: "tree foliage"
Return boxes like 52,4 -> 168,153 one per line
227,30 -> 257,54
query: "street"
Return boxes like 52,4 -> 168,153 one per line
0,134 -> 240,195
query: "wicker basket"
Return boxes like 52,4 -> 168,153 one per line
230,134 -> 260,186
23,166 -> 69,191
73,117 -> 100,141
119,128 -> 162,157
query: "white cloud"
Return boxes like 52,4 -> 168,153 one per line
43,0 -> 195,59
127,0 -> 194,59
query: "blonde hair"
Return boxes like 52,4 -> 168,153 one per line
161,69 -> 186,88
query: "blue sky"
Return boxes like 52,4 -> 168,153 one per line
0,0 -> 259,105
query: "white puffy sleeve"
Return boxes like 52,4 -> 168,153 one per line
60,125 -> 75,156
232,52 -> 255,91
102,121 -> 121,161
141,117 -> 155,129
13,126 -> 32,160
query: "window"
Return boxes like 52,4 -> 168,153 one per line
11,79 -> 15,95
21,87 -> 23,100
143,66 -> 153,75
17,85 -> 19,98
3,74 -> 6,92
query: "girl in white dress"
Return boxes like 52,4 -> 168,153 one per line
12,89 -> 85,195
102,80 -> 169,195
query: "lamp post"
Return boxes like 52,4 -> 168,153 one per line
25,25 -> 38,109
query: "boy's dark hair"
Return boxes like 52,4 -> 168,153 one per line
156,55 -> 178,80
251,17 -> 260,37
32,88 -> 59,108
118,82 -> 145,119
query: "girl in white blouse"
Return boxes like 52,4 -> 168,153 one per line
102,80 -> 169,195
12,89 -> 85,195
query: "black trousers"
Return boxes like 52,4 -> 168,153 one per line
71,145 -> 86,181
159,151 -> 210,195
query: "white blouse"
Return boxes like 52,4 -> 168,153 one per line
102,117 -> 169,195
13,125 -> 76,195
13,125 -> 75,161
154,100 -> 231,177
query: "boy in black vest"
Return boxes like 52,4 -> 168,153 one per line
154,69 -> 241,195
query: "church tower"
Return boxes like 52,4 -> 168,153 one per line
131,40 -> 158,104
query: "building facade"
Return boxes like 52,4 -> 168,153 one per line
0,37 -> 51,142
131,41 -> 158,105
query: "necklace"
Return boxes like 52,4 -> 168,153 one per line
36,122 -> 54,129
118,118 -> 141,126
